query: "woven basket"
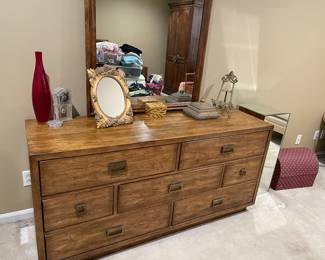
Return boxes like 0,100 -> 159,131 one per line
144,102 -> 167,119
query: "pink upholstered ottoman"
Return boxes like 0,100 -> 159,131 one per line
271,148 -> 319,190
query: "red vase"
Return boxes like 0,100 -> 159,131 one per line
32,51 -> 52,123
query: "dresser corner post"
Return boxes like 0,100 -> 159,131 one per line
30,157 -> 47,260
252,129 -> 273,204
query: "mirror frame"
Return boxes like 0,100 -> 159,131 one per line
87,66 -> 133,128
84,0 -> 213,116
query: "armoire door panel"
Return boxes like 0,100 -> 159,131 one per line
164,3 -> 194,94
174,6 -> 193,59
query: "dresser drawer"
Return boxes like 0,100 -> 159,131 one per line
43,186 -> 113,232
173,181 -> 256,224
222,157 -> 263,187
46,204 -> 170,259
118,165 -> 223,213
40,144 -> 178,195
180,131 -> 268,170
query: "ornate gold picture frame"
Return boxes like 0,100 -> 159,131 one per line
87,66 -> 133,128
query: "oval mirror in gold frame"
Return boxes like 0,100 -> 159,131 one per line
87,66 -> 133,128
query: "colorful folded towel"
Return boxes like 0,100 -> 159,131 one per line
121,53 -> 143,66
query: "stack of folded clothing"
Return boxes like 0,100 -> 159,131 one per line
129,82 -> 152,97
96,41 -> 124,65
119,44 -> 144,78
120,44 -> 142,56
146,74 -> 164,96
121,53 -> 143,67
126,75 -> 146,88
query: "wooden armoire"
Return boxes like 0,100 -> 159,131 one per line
164,0 -> 204,94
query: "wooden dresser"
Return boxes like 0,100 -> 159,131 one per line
25,111 -> 273,260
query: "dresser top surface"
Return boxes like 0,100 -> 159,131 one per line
25,110 -> 272,158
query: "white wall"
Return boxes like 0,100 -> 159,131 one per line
96,0 -> 169,75
201,0 -> 325,148
0,0 -> 86,213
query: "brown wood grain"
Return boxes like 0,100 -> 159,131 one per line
25,111 -> 272,159
192,0 -> 212,101
173,181 -> 256,224
187,1 -> 203,74
180,130 -> 269,170
164,4 -> 194,94
25,110 -> 273,259
132,100 -> 190,113
45,204 -> 170,260
43,186 -> 113,232
30,158 -> 46,260
84,0 -> 96,116
40,144 -> 178,196
65,204 -> 248,260
222,156 -> 264,187
118,165 -> 224,213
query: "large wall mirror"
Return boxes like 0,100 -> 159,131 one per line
85,0 -> 212,116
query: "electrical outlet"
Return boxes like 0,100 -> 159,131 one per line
22,170 -> 31,187
313,130 -> 320,140
295,134 -> 303,145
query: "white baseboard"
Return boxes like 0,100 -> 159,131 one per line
0,208 -> 34,225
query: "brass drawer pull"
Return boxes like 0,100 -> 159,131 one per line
212,198 -> 224,208
108,160 -> 127,176
106,225 -> 123,237
168,182 -> 183,193
221,144 -> 235,154
75,203 -> 87,217
239,168 -> 247,177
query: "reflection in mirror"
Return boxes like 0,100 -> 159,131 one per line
97,77 -> 126,118
259,113 -> 291,194
95,0 -> 204,105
